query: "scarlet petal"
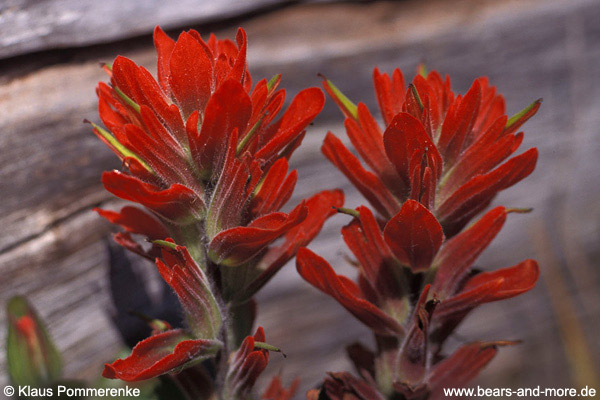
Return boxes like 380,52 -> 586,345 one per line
435,260 -> 539,319
346,104 -> 402,193
102,330 -> 221,382
153,26 -> 175,94
322,132 -> 400,219
383,113 -> 442,185
341,206 -> 401,300
263,376 -> 300,400
428,342 -> 498,397
156,243 -> 222,339
462,259 -> 540,301
168,31 -> 213,116
437,148 -> 538,235
296,248 -> 404,336
255,87 -> 325,162
383,200 -> 444,272
433,207 -> 507,297
102,170 -> 204,222
227,327 -> 271,396
373,67 -> 405,127
209,205 -> 308,267
249,158 -> 297,217
95,206 -> 169,240
192,79 -> 252,177
437,79 -> 482,165
242,190 -> 344,300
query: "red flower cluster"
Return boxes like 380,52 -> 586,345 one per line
92,27 -> 342,393
298,68 -> 541,399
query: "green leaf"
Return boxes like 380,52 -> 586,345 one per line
89,122 -> 152,173
6,296 -> 63,388
321,75 -> 358,120
505,98 -> 542,130
266,74 -> 281,91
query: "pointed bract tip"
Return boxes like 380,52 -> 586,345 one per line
506,207 -> 533,214
417,63 -> 428,77
152,239 -> 178,250
335,207 -> 360,218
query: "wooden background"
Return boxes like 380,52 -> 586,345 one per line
1,0 -> 599,397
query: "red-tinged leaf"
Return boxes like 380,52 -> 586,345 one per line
102,329 -> 222,382
437,80 -> 481,166
102,170 -> 204,222
383,113 -> 442,186
323,132 -> 400,219
383,200 -> 444,272
169,31 -> 213,117
154,26 -> 175,94
192,79 -> 252,178
427,342 -> 498,398
462,259 -> 539,302
249,158 -> 297,217
255,87 -> 325,161
296,248 -> 404,336
437,148 -> 538,234
263,376 -> 300,400
243,190 -> 344,300
432,207 -> 507,297
95,206 -> 169,240
373,67 -> 405,126
209,204 -> 307,267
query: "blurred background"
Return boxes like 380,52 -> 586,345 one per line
1,0 -> 599,397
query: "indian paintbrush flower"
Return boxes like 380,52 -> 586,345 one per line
92,26 -> 343,394
297,67 -> 541,399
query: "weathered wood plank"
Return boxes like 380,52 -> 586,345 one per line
1,0 -> 599,396
0,0 -> 294,60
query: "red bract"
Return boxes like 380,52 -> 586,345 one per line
102,329 -> 222,382
299,67 -> 541,398
263,377 -> 300,400
322,69 -> 540,235
92,26 -> 341,395
225,327 -> 272,398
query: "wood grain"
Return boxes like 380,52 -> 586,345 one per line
1,0 -> 599,397
0,0 -> 294,59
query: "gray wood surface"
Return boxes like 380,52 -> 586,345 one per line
1,0 -> 599,397
0,0 -> 293,59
